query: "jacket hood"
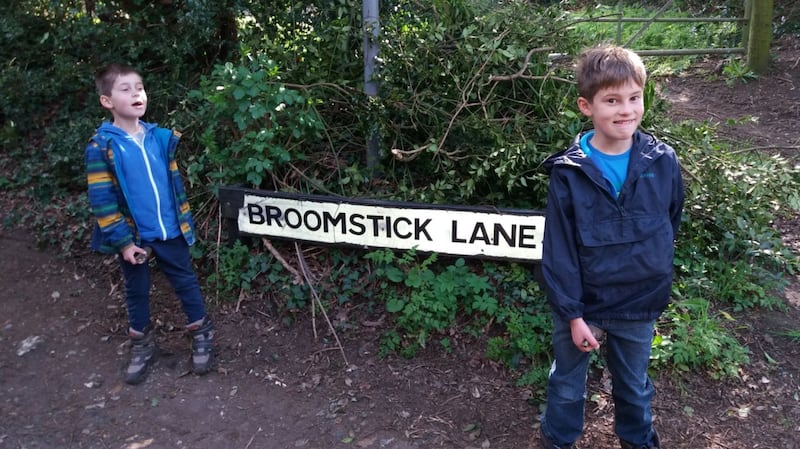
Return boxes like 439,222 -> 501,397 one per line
95,121 -> 157,139
541,133 -> 586,174
542,130 -> 664,175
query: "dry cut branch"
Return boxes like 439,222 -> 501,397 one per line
489,46 -> 574,84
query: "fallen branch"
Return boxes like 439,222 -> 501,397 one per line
262,238 -> 303,285
294,242 -> 349,367
727,144 -> 800,155
488,45 -> 574,84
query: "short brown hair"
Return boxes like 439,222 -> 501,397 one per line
576,45 -> 646,101
94,63 -> 141,97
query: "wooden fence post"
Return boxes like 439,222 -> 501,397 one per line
747,0 -> 773,74
742,0 -> 751,51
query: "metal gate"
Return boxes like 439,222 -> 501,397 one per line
584,1 -> 772,72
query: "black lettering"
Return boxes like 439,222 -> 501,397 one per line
469,222 -> 490,244
323,211 -> 346,234
366,215 -> 384,237
493,223 -> 516,247
284,208 -> 302,229
415,218 -> 433,241
304,210 -> 322,231
265,205 -> 283,226
518,225 -> 538,248
247,204 -> 265,225
393,217 -> 412,239
349,214 -> 366,235
451,220 -> 466,243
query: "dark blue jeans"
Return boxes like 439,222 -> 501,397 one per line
119,237 -> 206,332
541,314 -> 658,447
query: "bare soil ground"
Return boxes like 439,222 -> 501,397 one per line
1,35 -> 800,449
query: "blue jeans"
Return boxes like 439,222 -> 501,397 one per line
541,315 -> 657,447
119,237 -> 207,332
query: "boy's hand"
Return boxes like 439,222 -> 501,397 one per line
122,245 -> 149,265
570,318 -> 600,352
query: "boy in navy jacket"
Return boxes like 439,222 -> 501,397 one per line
85,64 -> 214,385
539,46 -> 684,449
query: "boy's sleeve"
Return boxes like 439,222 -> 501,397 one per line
85,139 -> 134,252
541,170 -> 585,321
669,153 -> 685,238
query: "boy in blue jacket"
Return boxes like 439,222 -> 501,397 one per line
539,46 -> 684,448
85,63 -> 214,385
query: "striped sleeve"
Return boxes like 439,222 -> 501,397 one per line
85,138 -> 134,252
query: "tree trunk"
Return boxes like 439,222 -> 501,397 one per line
746,0 -> 773,74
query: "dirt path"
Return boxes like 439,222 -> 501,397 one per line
2,223 -> 800,449
0,231 -> 423,449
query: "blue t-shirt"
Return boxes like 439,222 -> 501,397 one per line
580,131 -> 631,198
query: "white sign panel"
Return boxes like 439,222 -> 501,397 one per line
236,194 -> 544,261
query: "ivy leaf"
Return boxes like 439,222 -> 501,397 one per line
386,298 -> 405,313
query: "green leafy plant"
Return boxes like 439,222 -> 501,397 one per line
653,297 -> 750,379
722,58 -> 758,85
206,240 -> 257,303
365,249 -> 496,356
567,4 -> 741,76
773,329 -> 800,343
184,57 -> 324,191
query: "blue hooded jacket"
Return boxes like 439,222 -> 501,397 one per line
541,130 -> 684,322
86,121 -> 197,254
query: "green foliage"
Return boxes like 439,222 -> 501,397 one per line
774,0 -> 800,36
567,4 -> 742,75
672,120 -> 800,311
657,117 -> 800,377
183,57 -> 324,190
721,58 -> 758,85
481,263 -> 551,361
372,1 -> 579,207
652,298 -> 750,379
366,248 -> 552,383
207,240 -> 257,302
366,249 -> 492,355
773,329 -> 800,343
26,194 -> 93,254
205,239 -> 313,312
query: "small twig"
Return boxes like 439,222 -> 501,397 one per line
235,288 -> 246,313
489,46 -> 553,81
261,238 -> 303,285
489,46 -> 574,83
679,159 -> 701,184
244,427 -> 262,449
294,242 -> 349,367
727,144 -> 800,155
491,73 -> 575,83
214,196 -> 223,303
702,433 -> 733,449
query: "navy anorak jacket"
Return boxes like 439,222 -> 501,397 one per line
541,130 -> 684,322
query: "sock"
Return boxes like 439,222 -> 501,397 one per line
187,317 -> 205,330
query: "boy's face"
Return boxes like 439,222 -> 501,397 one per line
577,80 -> 643,154
99,73 -> 147,122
